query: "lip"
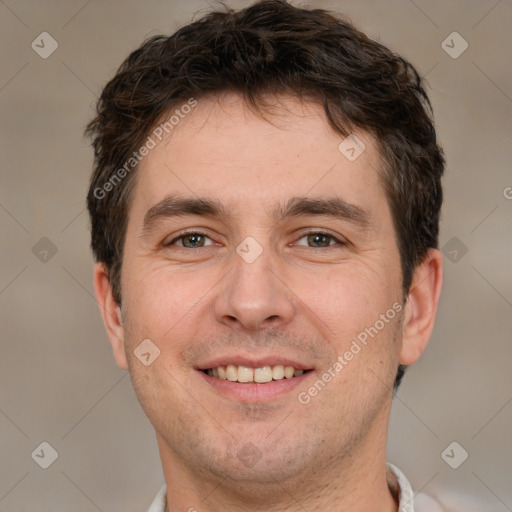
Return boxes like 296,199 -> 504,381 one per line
198,369 -> 312,402
197,356 -> 313,371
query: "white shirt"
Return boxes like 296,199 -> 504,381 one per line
146,463 -> 442,511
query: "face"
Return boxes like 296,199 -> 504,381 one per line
106,94 -> 408,487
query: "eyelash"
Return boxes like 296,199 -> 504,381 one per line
295,231 -> 347,248
165,230 -> 213,247
164,230 -> 346,248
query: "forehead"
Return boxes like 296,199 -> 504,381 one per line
129,93 -> 389,224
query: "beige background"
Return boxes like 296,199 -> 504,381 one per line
1,1 -> 511,510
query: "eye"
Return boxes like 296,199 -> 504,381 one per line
166,232 -> 214,248
295,232 -> 345,248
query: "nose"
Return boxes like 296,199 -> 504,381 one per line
214,247 -> 295,332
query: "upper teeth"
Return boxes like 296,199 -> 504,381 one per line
206,365 -> 304,383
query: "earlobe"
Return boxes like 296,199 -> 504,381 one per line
93,263 -> 129,370
399,249 -> 443,366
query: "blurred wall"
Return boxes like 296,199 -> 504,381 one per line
1,1 -> 511,510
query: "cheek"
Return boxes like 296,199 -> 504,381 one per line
122,262 -> 216,344
290,262 -> 394,332
287,260 -> 402,381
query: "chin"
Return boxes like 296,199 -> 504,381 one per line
188,430 -> 322,488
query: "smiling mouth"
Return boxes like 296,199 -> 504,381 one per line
203,364 -> 311,383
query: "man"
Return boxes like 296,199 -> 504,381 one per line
86,1 -> 444,510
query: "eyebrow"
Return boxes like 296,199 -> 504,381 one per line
271,196 -> 371,229
141,194 -> 371,235
142,196 -> 227,235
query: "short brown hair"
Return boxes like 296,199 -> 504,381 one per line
86,0 -> 444,388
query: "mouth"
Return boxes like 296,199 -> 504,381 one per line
203,364 -> 311,383
197,359 -> 314,402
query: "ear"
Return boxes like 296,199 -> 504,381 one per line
93,262 -> 128,370
400,248 -> 443,365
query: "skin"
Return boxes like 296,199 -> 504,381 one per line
94,93 -> 443,512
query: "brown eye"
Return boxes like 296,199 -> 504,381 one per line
307,233 -> 333,247
182,234 -> 206,248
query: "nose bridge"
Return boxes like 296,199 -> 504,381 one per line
215,240 -> 294,330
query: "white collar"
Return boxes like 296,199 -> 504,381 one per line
387,463 -> 415,511
147,463 -> 416,512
